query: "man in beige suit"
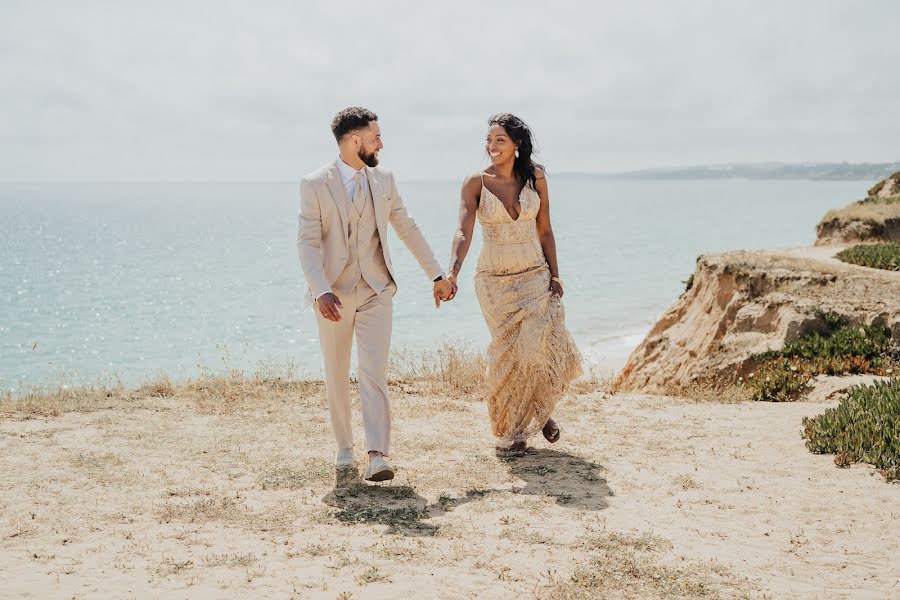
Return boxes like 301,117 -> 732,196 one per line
297,107 -> 455,482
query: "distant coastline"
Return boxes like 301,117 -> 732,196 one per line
5,162 -> 900,185
560,161 -> 900,182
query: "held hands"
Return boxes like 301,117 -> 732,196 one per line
316,292 -> 343,321
433,276 -> 459,308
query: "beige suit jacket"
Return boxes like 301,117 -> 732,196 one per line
297,161 -> 443,303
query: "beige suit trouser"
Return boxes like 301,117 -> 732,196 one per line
314,280 -> 395,456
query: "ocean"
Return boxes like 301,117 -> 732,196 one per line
0,178 -> 870,392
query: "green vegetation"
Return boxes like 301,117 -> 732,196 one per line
835,242 -> 900,271
741,313 -> 897,402
743,358 -> 811,402
754,313 -> 892,363
802,378 -> 900,481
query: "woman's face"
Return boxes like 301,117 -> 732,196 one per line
485,124 -> 516,165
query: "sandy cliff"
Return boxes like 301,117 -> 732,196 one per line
615,247 -> 900,393
815,172 -> 900,246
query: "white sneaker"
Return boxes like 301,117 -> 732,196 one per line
335,448 -> 355,469
364,455 -> 395,482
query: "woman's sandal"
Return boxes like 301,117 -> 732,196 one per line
542,418 -> 561,443
496,441 -> 528,458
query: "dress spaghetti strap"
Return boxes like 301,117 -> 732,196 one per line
477,171 -> 486,207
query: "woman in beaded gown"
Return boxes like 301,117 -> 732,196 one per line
445,113 -> 583,455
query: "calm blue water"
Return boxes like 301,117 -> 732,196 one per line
0,178 -> 869,391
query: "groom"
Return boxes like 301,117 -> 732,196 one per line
296,107 -> 454,482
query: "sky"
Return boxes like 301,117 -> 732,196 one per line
1,0 -> 899,181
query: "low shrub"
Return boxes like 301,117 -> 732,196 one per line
754,313 -> 891,363
743,313 -> 897,401
835,242 -> 900,271
742,358 -> 811,402
802,378 -> 900,481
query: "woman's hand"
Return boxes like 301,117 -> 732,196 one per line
446,274 -> 459,301
550,278 -> 563,299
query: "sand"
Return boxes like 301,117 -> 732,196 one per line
1,382 -> 898,599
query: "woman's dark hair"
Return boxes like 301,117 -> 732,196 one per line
331,107 -> 378,141
488,113 -> 544,189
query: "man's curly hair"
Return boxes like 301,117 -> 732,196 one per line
331,107 -> 378,141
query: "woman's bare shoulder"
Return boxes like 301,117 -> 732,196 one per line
462,171 -> 486,193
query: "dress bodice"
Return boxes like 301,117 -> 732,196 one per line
475,184 -> 545,274
477,184 -> 541,244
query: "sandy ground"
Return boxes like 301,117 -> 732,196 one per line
1,383 -> 898,599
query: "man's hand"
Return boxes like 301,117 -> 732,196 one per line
316,292 -> 343,321
433,279 -> 453,308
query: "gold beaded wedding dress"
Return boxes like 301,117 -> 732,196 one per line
473,179 -> 583,447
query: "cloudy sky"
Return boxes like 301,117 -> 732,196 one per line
1,1 -> 898,181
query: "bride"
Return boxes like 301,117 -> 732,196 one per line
445,113 -> 583,456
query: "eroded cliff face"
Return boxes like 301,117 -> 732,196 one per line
816,173 -> 900,246
869,172 -> 900,199
614,248 -> 900,393
816,210 -> 900,246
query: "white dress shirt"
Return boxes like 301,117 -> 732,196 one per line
335,157 -> 368,201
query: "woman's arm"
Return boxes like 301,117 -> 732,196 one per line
446,174 -> 482,297
533,168 -> 564,298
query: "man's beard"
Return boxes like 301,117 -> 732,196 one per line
358,147 -> 378,167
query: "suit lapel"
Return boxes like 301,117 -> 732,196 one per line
366,167 -> 388,236
324,164 -> 350,241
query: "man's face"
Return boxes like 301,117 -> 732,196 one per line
354,121 -> 383,167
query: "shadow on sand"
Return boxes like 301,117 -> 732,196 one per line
321,449 -> 611,536
499,447 -> 613,510
321,467 -> 488,536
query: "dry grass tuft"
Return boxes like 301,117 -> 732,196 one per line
570,364 -> 616,395
155,557 -> 195,577
156,496 -> 245,524
138,372 -> 177,397
354,565 -> 391,585
0,379 -> 128,418
388,339 -> 486,397
201,552 -> 259,568
820,200 -> 900,226
389,339 -> 612,400
661,379 -> 751,404
257,459 -> 332,490
671,474 -> 702,490
68,450 -> 126,476
575,530 -> 673,554
545,530 -> 752,599
185,357 -> 325,414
